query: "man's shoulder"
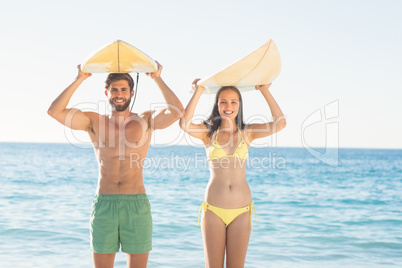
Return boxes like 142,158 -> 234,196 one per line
134,110 -> 156,130
83,111 -> 103,119
139,110 -> 155,115
136,110 -> 156,119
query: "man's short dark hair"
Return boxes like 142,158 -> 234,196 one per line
105,73 -> 134,91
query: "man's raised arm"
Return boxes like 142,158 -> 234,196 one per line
48,65 -> 93,131
146,61 -> 184,130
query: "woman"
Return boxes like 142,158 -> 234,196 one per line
179,80 -> 286,268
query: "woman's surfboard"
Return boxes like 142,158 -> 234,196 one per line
198,40 -> 281,93
81,40 -> 157,73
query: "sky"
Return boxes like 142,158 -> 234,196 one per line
0,0 -> 401,149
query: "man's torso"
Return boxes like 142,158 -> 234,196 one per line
86,111 -> 153,194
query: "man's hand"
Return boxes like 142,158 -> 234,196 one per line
146,61 -> 162,79
77,64 -> 92,80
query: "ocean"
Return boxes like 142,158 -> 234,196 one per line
0,142 -> 401,267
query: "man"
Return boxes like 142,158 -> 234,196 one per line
48,61 -> 184,268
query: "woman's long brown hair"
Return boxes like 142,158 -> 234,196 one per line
203,86 -> 245,138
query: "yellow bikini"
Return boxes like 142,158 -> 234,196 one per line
200,126 -> 256,230
207,126 -> 249,160
198,201 -> 257,230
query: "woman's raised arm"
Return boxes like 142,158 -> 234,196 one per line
246,83 -> 287,142
179,79 -> 209,141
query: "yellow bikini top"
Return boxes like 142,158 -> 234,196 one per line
208,126 -> 249,161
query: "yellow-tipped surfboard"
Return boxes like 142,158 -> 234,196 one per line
198,40 -> 281,93
81,40 -> 157,73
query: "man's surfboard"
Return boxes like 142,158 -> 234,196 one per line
198,40 -> 281,93
81,40 -> 157,73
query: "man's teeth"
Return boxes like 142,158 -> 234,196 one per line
115,100 -> 124,103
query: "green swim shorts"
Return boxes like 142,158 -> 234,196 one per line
90,194 -> 152,254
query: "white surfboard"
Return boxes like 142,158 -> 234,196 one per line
81,40 -> 157,73
198,40 -> 281,93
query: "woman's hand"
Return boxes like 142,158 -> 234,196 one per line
255,83 -> 272,92
192,78 -> 205,92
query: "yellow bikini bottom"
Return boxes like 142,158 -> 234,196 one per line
198,201 -> 257,231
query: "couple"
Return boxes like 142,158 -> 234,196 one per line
48,61 -> 286,268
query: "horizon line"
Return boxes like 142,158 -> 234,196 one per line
0,141 -> 401,150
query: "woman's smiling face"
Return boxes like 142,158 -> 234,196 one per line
218,89 -> 240,119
